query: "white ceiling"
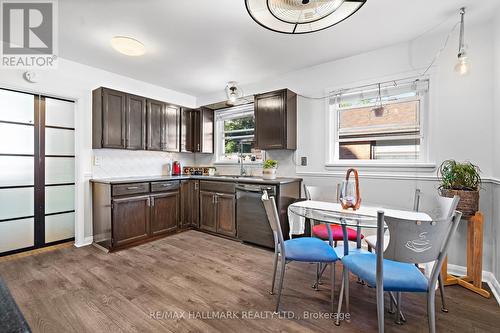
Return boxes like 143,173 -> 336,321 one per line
59,0 -> 499,97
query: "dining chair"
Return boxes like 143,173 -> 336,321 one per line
364,189 -> 453,319
261,191 -> 340,313
341,196 -> 461,333
304,184 -> 365,289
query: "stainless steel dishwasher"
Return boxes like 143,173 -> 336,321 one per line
236,183 -> 276,248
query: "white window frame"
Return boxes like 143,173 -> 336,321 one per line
214,104 -> 263,165
325,73 -> 435,170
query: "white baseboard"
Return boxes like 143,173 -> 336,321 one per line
74,236 -> 93,248
447,264 -> 500,305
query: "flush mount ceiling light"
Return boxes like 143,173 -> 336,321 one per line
225,81 -> 243,104
245,0 -> 367,34
110,36 -> 146,56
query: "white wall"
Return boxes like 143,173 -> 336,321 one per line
199,19 -> 498,276
0,58 -> 196,245
491,8 -> 500,285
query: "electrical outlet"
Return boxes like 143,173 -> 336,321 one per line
300,156 -> 307,166
94,155 -> 102,166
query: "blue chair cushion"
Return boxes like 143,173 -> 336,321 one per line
342,253 -> 428,292
334,245 -> 370,259
284,238 -> 339,263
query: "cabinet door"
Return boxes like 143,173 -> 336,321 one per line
200,108 -> 214,153
180,180 -> 199,228
180,108 -> 193,152
102,88 -> 126,148
164,105 -> 180,152
126,94 -> 146,150
180,180 -> 192,228
216,193 -> 236,237
192,110 -> 201,152
112,195 -> 150,247
255,90 -> 286,150
147,100 -> 165,151
151,192 -> 179,236
199,191 -> 217,232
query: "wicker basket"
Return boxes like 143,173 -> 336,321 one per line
440,189 -> 479,217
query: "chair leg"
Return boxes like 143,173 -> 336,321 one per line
270,251 -> 279,295
395,292 -> 403,325
313,263 -> 321,291
335,274 -> 345,326
275,258 -> 286,313
344,267 -> 350,321
438,273 -> 448,313
330,262 -> 335,314
367,244 -> 372,253
427,290 -> 436,333
388,292 -> 396,314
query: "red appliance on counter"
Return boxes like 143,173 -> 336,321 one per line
172,161 -> 182,176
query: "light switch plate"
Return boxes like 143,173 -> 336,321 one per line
94,155 -> 102,166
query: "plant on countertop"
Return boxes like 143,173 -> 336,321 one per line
263,159 -> 278,169
438,159 -> 482,216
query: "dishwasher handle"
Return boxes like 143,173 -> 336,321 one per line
236,185 -> 275,194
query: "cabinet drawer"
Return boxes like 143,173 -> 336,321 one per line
151,181 -> 180,192
112,182 -> 149,196
200,181 -> 235,194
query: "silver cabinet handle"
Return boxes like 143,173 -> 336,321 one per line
151,197 -> 155,207
161,184 -> 171,187
127,186 -> 139,190
147,197 -> 151,207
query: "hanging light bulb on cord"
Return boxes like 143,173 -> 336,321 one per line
454,7 -> 470,75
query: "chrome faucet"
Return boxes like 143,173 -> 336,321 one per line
239,142 -> 247,176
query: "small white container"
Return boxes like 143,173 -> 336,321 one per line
262,168 -> 277,180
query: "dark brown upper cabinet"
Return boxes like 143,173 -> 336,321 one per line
93,87 -> 127,149
180,107 -> 214,153
146,99 -> 165,151
93,87 -> 182,152
126,94 -> 147,150
254,89 -> 297,150
164,104 -> 181,152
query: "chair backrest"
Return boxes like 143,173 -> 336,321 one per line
261,191 -> 285,253
416,191 -> 458,221
304,184 -> 339,202
376,208 -> 462,291
384,194 -> 459,264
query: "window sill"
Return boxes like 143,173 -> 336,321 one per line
214,161 -> 263,166
325,161 -> 436,170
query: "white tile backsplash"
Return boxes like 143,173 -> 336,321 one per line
194,150 -> 297,177
92,149 -> 195,179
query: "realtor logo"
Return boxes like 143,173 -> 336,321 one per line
1,0 -> 58,68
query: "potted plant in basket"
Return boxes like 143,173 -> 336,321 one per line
262,159 -> 278,180
438,159 -> 482,217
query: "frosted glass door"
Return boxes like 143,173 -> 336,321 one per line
0,90 -> 75,255
44,97 -> 75,243
0,89 -> 35,253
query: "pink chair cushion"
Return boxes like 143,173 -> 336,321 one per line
312,224 -> 364,241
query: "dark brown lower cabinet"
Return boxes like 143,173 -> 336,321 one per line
199,190 -> 236,237
216,193 -> 236,237
112,195 -> 150,247
200,191 -> 217,232
180,180 -> 199,228
151,192 -> 179,236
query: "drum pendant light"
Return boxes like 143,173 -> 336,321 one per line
245,0 -> 367,34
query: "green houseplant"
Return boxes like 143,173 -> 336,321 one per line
262,159 -> 278,180
438,159 -> 481,217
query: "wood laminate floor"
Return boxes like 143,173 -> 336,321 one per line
0,230 -> 499,333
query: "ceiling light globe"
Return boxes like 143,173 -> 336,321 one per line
454,55 -> 470,75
